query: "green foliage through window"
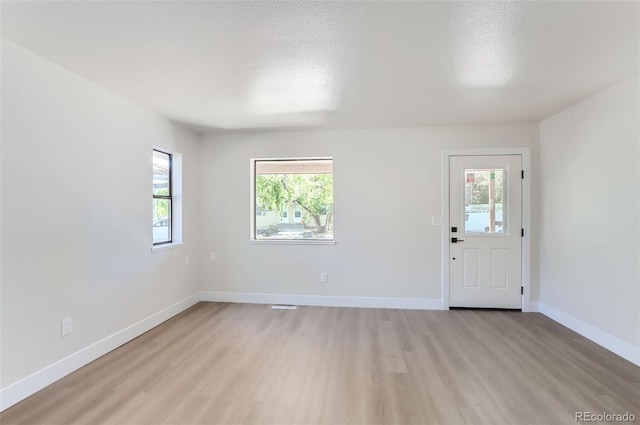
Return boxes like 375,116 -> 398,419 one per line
255,159 -> 333,240
153,150 -> 172,244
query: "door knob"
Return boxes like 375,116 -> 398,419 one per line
451,237 -> 465,243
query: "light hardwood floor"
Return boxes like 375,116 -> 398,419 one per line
2,302 -> 638,425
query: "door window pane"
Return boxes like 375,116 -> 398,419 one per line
464,168 -> 506,234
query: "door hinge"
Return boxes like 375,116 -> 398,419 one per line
521,228 -> 524,237
521,286 -> 524,295
521,170 -> 524,179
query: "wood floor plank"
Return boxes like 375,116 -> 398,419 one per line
1,303 -> 638,425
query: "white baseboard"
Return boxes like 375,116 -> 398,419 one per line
0,293 -> 200,412
0,291 -> 441,412
5,293 -> 635,414
199,291 -> 442,310
539,302 -> 640,367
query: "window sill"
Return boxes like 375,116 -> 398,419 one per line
151,242 -> 184,253
249,239 -> 336,246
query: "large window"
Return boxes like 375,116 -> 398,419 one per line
153,149 -> 172,244
253,158 -> 333,241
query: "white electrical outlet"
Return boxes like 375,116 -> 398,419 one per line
431,216 -> 443,226
185,255 -> 190,265
320,272 -> 328,283
61,318 -> 72,337
210,252 -> 216,262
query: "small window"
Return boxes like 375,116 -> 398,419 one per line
253,158 -> 333,241
153,150 -> 172,244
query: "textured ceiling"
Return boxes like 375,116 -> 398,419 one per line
2,1 -> 638,132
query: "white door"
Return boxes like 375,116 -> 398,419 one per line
449,155 -> 522,309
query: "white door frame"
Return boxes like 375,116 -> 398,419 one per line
441,148 -> 532,312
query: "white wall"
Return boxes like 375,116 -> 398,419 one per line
199,125 -> 538,306
1,20 -> 636,411
539,74 -> 640,365
0,40 -> 202,398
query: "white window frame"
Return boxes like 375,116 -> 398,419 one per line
250,157 -> 336,245
152,147 -> 183,252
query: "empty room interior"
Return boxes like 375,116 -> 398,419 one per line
1,1 -> 639,424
